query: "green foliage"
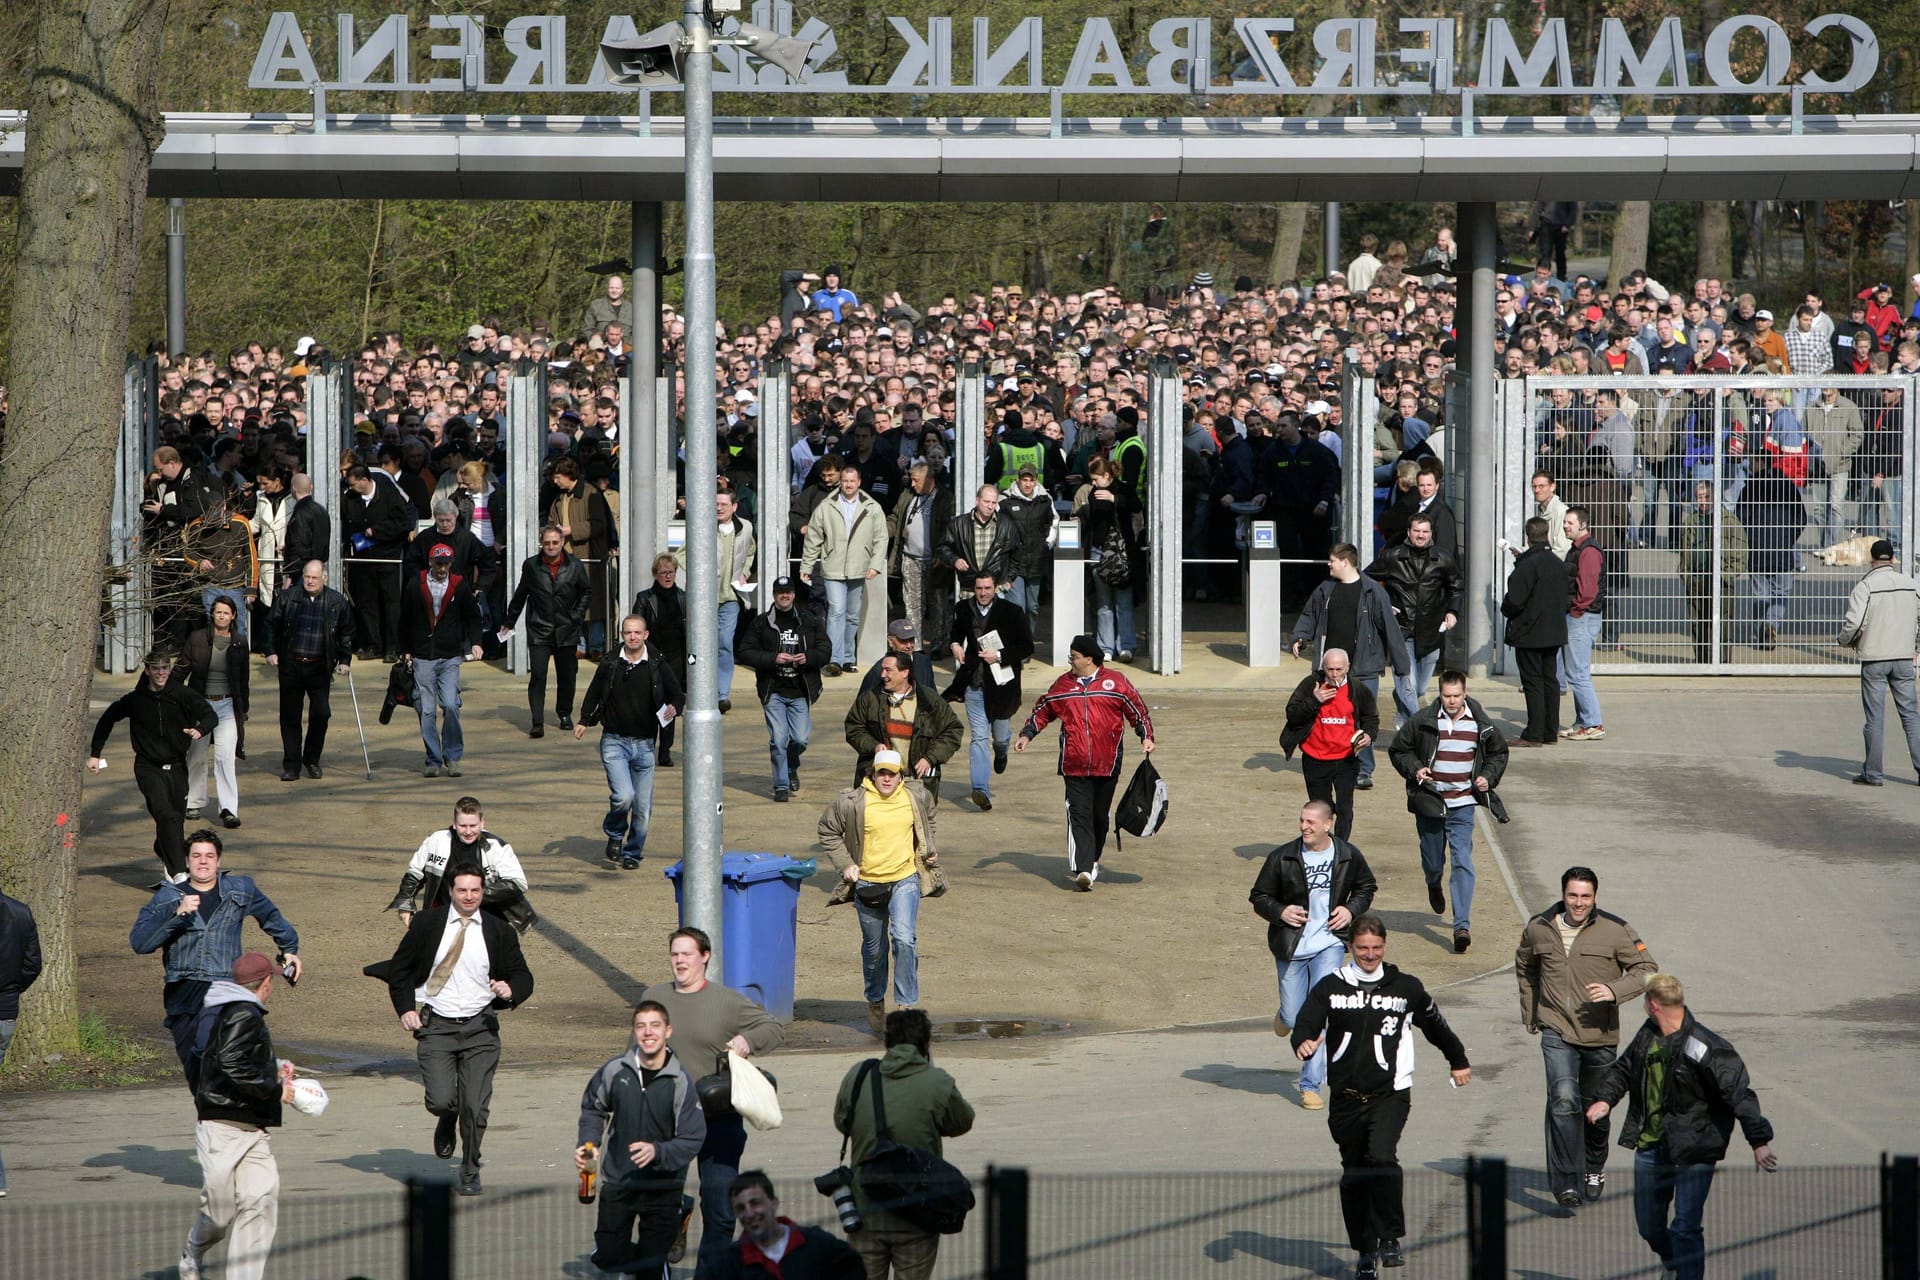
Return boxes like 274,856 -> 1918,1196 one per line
1647,201 -> 1697,292
0,1011 -> 170,1092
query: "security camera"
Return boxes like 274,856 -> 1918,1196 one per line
732,21 -> 816,80
602,23 -> 688,89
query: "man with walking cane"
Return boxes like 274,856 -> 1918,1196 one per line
262,561 -> 354,781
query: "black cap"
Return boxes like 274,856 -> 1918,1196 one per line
1069,634 -> 1104,662
1872,539 -> 1896,562
772,575 -> 796,592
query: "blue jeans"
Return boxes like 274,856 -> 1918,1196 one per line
1564,612 -> 1603,729
1878,477 -> 1904,550
1860,658 -> 1920,782
1009,576 -> 1044,629
1391,633 -> 1442,724
599,733 -> 658,857
413,656 -> 464,767
1092,572 -> 1136,655
763,692 -> 810,790
1278,943 -> 1344,1094
855,875 -> 921,1006
200,586 -> 251,645
0,1018 -> 12,1189
1352,675 -> 1380,780
823,578 -> 866,666
1633,1145 -> 1717,1280
1415,804 -> 1477,930
962,685 -> 1011,798
1540,1028 -> 1615,1196
1750,571 -> 1796,628
715,599 -> 740,698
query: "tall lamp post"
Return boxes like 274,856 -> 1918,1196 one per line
603,8 -> 814,959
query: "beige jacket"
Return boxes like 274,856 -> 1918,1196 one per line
816,779 -> 943,902
1515,905 -> 1657,1048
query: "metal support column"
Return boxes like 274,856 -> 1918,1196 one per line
1323,201 -> 1341,280
406,1177 -> 454,1280
1146,358 -> 1183,674
954,362 -> 986,503
679,0 -> 724,952
165,199 -> 186,357
1340,373 -> 1378,553
1458,201 -> 1499,676
985,1165 -> 1030,1280
754,360 -> 792,611
304,360 -> 348,592
1467,1155 -> 1507,1279
1246,521 -> 1281,666
620,200 -> 663,613
656,376 -> 676,559
1050,520 -> 1085,665
1885,1153 -> 1919,1280
106,358 -> 158,673
503,361 -> 546,673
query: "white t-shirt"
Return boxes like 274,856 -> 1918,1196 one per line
1296,842 -> 1341,958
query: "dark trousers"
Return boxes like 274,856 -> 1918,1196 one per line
1514,646 -> 1561,743
415,1010 -> 500,1177
593,1183 -> 685,1277
693,1112 -> 748,1279
134,758 -> 189,877
1063,768 -> 1121,874
1632,1145 -> 1717,1280
1300,753 -> 1360,840
164,978 -> 213,1078
526,644 -> 580,724
277,659 -> 333,768
1541,1028 -> 1615,1196
348,558 -> 401,655
1328,1087 -> 1412,1255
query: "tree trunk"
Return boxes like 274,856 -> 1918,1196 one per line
0,0 -> 171,1060
1609,202 -> 1651,288
1696,201 -> 1732,283
1269,204 -> 1309,285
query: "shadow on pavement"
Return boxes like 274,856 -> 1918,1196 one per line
1233,842 -> 1272,861
1243,751 -> 1291,774
528,916 -> 643,1007
81,1144 -> 200,1188
1202,1229 -> 1347,1275
1774,748 -> 1863,781
321,1145 -> 453,1185
1181,1062 -> 1294,1097
972,849 -> 1143,889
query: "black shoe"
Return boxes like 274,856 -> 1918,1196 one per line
303,762 -> 322,779
994,746 -> 1008,775
184,807 -> 202,820
969,789 -> 993,811
1355,1255 -> 1379,1279
557,714 -> 573,731
1378,1238 -> 1405,1268
1453,927 -> 1471,953
787,771 -> 800,795
220,810 -> 242,829
620,855 -> 641,871
235,746 -> 246,760
434,1114 -> 457,1160
1427,881 -> 1446,915
718,698 -> 732,714
1583,1172 -> 1606,1202
1555,1188 -> 1584,1211
1354,776 -> 1374,790
458,1171 -> 481,1197
658,747 -> 674,767
529,723 -> 545,739
823,662 -> 844,677
281,766 -> 299,782
604,837 -> 624,865
773,788 -> 790,803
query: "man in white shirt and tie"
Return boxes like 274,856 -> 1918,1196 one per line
368,868 -> 534,1196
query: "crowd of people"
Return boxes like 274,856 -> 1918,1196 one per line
55,227 -> 1920,1279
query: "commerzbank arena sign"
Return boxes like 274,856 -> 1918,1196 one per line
249,7 -> 1879,97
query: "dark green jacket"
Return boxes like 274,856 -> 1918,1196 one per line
832,1045 -> 975,1233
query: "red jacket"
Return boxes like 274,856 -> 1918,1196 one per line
1019,666 -> 1153,777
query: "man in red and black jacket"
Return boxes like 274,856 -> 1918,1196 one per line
1279,648 -> 1378,841
1013,634 -> 1154,892
400,544 -> 484,779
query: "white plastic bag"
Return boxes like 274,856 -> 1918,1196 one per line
289,1077 -> 330,1118
727,1050 -> 781,1131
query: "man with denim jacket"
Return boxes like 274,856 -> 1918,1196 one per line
130,830 -> 301,1078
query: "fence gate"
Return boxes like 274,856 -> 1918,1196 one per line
104,358 -> 159,673
1502,374 -> 1919,675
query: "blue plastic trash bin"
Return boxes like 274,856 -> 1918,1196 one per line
663,852 -> 815,1020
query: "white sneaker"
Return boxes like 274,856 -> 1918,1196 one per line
1088,863 -> 1101,884
1073,870 -> 1092,891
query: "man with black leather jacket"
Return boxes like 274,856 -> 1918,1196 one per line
1249,801 -> 1377,1111
502,525 -> 593,738
1587,973 -> 1777,1280
1365,512 -> 1463,723
179,951 -> 296,1280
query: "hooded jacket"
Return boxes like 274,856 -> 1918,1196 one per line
89,673 -> 219,766
190,981 -> 283,1129
1515,903 -> 1657,1047
832,1044 -> 975,1233
577,1043 -> 706,1192
1289,961 -> 1470,1095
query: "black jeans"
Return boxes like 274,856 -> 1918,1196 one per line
526,644 -> 580,724
415,1010 -> 500,1177
1328,1087 -> 1412,1255
593,1183 -> 685,1276
1301,753 -> 1360,840
1513,646 -> 1561,743
1063,768 -> 1121,873
134,757 -> 189,877
347,558 -> 401,654
277,659 -> 332,768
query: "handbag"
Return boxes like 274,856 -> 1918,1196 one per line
1094,527 -> 1132,587
695,1051 -> 778,1120
1114,756 -> 1169,843
843,1059 -> 974,1234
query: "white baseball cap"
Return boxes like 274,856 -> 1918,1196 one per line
872,749 -> 904,774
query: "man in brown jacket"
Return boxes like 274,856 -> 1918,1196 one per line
1515,866 -> 1658,1211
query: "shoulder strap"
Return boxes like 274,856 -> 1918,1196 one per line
839,1058 -> 886,1165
